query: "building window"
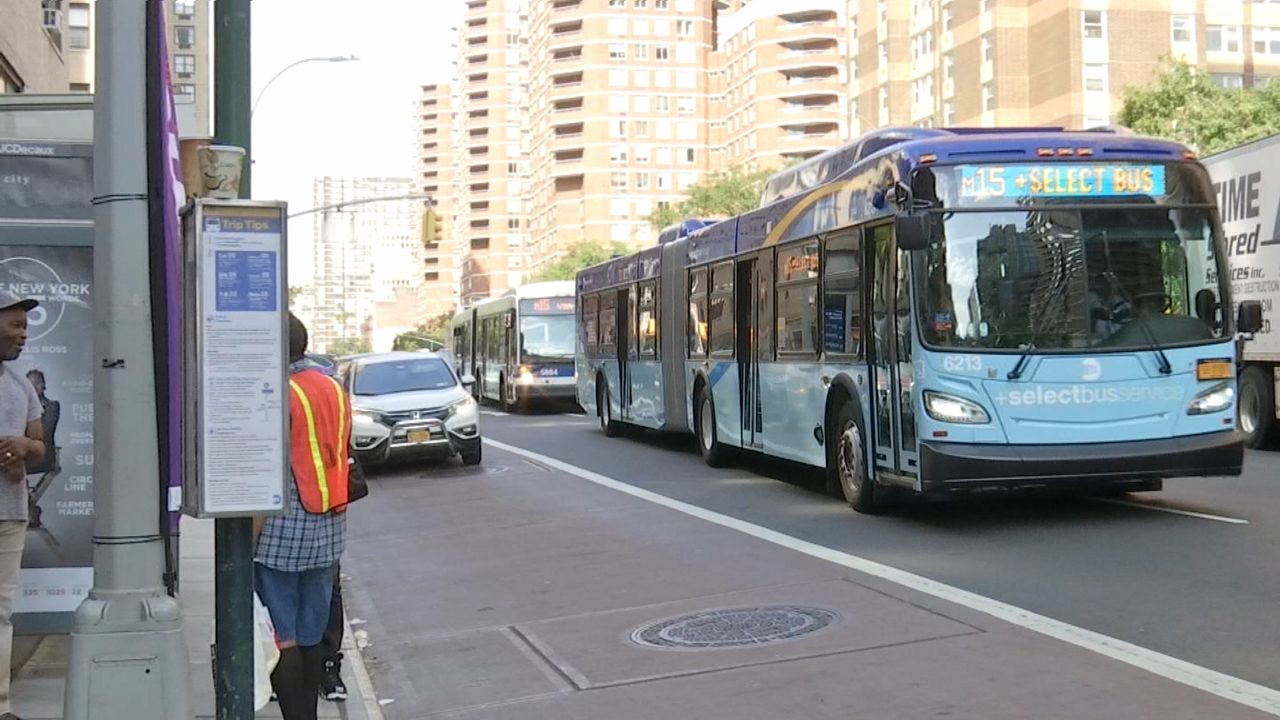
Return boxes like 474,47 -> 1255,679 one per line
1171,15 -> 1194,44
983,81 -> 995,111
944,99 -> 956,125
68,3 -> 90,49
1083,63 -> 1107,93
1255,27 -> 1280,55
633,43 -> 649,60
175,25 -> 195,49
609,0 -> 625,6
655,45 -> 670,61
1082,10 -> 1105,39
609,43 -> 626,60
1208,24 -> 1242,52
611,172 -> 628,190
174,54 -> 196,78
174,0 -> 195,18
635,172 -> 650,189
677,19 -> 693,36
610,146 -> 629,163
1212,73 -> 1245,89
173,82 -> 195,103
981,33 -> 993,62
943,4 -> 953,31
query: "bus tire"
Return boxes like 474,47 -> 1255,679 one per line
1238,366 -> 1274,449
830,401 -> 879,514
598,381 -> 620,438
695,386 -> 730,468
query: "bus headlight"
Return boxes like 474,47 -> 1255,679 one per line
1187,383 -> 1234,415
517,365 -> 535,385
924,391 -> 991,424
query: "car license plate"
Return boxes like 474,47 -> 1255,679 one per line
407,429 -> 432,443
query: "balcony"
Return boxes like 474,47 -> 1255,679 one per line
553,121 -> 585,140
552,98 -> 584,114
552,0 -> 581,10
467,53 -> 489,66
552,47 -> 584,63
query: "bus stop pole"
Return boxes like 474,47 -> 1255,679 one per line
212,1 -> 256,717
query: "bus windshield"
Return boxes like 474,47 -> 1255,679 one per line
520,314 -> 576,362
917,205 -> 1230,351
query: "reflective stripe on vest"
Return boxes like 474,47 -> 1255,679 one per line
288,371 -> 350,513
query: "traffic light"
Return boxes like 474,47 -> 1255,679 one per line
422,208 -> 443,246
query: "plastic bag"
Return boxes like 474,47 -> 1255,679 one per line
254,592 -> 281,710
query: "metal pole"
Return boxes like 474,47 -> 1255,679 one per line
213,1 -> 255,717
64,1 -> 191,717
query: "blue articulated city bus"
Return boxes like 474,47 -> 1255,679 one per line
576,126 -> 1256,513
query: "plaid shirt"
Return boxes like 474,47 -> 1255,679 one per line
254,361 -> 347,572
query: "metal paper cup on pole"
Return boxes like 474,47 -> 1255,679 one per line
198,145 -> 247,199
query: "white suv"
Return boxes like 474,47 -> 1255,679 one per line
335,351 -> 482,467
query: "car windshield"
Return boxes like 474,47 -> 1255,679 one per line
520,314 -> 575,362
917,205 -> 1230,351
353,357 -> 457,396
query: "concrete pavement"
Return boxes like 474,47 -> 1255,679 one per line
341,441 -> 1277,719
11,517 -> 383,719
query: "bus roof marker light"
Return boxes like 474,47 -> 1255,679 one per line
1184,150 -> 1198,160
1057,148 -> 1073,156
1077,147 -> 1094,157
1037,148 -> 1054,157
920,153 -> 937,164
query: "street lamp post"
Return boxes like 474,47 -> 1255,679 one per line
250,55 -> 358,118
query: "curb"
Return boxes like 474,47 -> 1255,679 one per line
343,616 -> 383,720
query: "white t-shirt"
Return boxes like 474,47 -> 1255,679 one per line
0,364 -> 42,522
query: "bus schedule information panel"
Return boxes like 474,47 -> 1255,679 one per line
182,200 -> 288,518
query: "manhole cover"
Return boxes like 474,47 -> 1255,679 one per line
630,606 -> 838,650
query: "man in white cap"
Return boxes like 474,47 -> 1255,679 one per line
0,289 -> 44,720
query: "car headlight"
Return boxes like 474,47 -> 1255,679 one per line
352,408 -> 380,424
1187,382 -> 1234,415
924,391 -> 991,424
446,394 -> 477,419
516,365 -> 535,385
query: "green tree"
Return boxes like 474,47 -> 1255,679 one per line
532,240 -> 628,281
1119,59 -> 1280,155
288,286 -> 304,308
328,337 -> 372,357
647,167 -> 774,229
392,312 -> 453,351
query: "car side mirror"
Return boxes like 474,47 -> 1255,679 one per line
1238,300 -> 1264,334
460,373 -> 476,387
895,212 -> 931,251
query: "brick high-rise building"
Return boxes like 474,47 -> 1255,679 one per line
417,82 -> 461,319
0,0 -> 70,93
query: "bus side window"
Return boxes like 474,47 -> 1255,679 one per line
583,294 -> 599,355
823,229 -> 862,357
777,240 -> 820,355
709,262 -> 735,357
639,281 -> 658,358
600,292 -> 617,350
689,268 -> 708,358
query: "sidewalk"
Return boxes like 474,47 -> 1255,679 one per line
340,442 -> 1278,719
11,518 -> 383,719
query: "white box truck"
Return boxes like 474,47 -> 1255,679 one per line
1204,133 -> 1280,448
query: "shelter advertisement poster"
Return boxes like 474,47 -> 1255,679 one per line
0,245 -> 95,613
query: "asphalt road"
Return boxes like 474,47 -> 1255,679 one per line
461,404 -> 1280,693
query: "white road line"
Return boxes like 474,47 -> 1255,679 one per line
1089,497 -> 1250,525
486,438 -> 1280,717
481,410 -> 509,417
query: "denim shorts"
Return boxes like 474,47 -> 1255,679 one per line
254,562 -> 337,646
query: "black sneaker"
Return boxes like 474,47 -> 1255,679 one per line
321,653 -> 348,702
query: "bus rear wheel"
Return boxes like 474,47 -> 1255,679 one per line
831,402 -> 878,514
598,382 -> 620,438
1238,366 -> 1274,449
695,387 -> 730,468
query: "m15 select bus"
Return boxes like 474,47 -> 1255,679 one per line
576,127 -> 1258,512
451,281 -> 577,411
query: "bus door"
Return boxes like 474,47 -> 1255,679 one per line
505,309 -> 517,379
616,287 -> 633,417
737,256 -> 766,449
869,224 -> 917,479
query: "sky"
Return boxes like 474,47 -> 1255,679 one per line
248,0 -> 463,285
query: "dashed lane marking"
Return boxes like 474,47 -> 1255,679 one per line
1089,497 -> 1249,524
485,438 -> 1280,717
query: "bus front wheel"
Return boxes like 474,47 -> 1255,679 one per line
695,387 -> 730,468
598,382 -> 620,438
1239,366 -> 1275,449
831,402 -> 878,514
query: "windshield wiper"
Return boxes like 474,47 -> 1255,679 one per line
1134,318 -> 1173,375
1007,343 -> 1036,380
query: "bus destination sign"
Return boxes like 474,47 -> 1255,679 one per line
521,297 -> 575,314
958,164 -> 1166,199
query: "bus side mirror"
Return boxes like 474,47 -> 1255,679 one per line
1238,300 -> 1263,334
895,212 -> 931,251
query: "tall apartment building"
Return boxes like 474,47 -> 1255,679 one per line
310,176 -> 421,352
61,0 -> 212,136
710,0 -> 849,172
0,0 -> 70,93
445,0 -> 534,308
417,83 -> 461,319
527,0 -> 715,269
848,0 -> 1280,133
